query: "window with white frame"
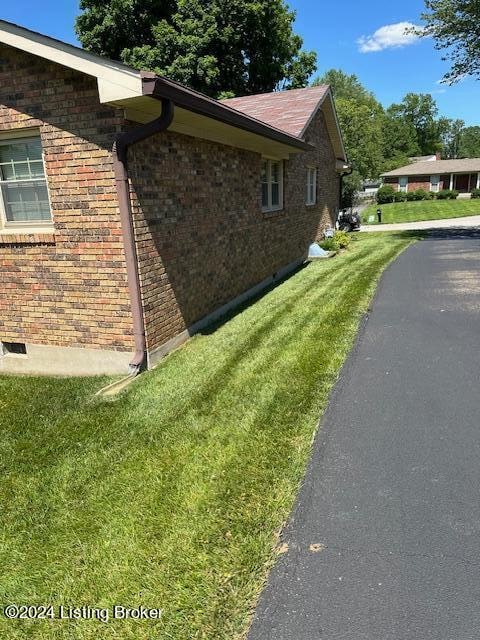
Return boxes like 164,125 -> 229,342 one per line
306,167 -> 317,205
0,135 -> 52,229
261,159 -> 283,211
398,176 -> 408,193
430,175 -> 440,193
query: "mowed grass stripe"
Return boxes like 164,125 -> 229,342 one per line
0,232 -> 418,640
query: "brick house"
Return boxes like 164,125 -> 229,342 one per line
0,20 -> 349,376
382,158 -> 480,195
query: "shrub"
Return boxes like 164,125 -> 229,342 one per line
376,185 -> 395,204
319,237 -> 340,252
471,188 -> 480,199
393,191 -> 407,202
414,189 -> 431,201
406,191 -> 419,201
437,189 -> 458,200
334,230 -> 351,249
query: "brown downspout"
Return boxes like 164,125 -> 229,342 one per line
112,98 -> 175,374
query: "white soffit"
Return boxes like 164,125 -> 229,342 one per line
121,97 -> 302,158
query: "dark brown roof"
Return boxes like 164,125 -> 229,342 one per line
222,86 -> 331,138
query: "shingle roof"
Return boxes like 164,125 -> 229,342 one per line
222,85 -> 330,138
382,158 -> 480,177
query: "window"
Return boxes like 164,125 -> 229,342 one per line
0,135 -> 52,229
398,176 -> 408,193
306,167 -> 317,205
430,175 -> 440,193
261,159 -> 283,211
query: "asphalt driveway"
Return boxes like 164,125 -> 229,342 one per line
248,229 -> 480,640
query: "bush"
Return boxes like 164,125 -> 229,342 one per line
471,188 -> 480,199
376,185 -> 395,204
393,191 -> 407,202
414,189 -> 431,201
436,189 -> 459,200
406,191 -> 420,201
319,237 -> 339,252
334,230 -> 351,249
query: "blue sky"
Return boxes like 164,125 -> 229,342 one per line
2,0 -> 479,125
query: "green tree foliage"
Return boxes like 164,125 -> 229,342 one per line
458,126 -> 480,158
76,0 -> 175,59
387,93 -> 443,155
76,0 -> 317,98
420,0 -> 480,83
382,107 -> 420,170
312,70 -> 386,207
313,70 -> 384,180
439,118 -> 465,158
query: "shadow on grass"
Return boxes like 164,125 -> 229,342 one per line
199,261 -> 310,336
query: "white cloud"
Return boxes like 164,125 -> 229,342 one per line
358,22 -> 423,53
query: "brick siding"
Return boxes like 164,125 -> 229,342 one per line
128,109 -> 339,353
0,45 -> 134,352
1,44 -> 341,362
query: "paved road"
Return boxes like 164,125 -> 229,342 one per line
248,229 -> 480,640
362,215 -> 480,232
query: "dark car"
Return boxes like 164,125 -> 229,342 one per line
337,209 -> 361,232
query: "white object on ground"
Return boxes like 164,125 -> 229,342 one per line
308,243 -> 330,258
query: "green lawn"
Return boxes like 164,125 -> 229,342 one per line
363,198 -> 480,224
0,232 -> 419,640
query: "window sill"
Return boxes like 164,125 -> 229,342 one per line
306,202 -> 317,207
262,206 -> 284,214
0,227 -> 56,245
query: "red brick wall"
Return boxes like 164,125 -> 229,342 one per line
128,109 -> 339,353
0,44 -> 341,360
0,45 -> 134,352
406,176 -> 431,192
383,175 -> 448,192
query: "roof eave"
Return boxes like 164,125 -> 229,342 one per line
142,74 -> 313,153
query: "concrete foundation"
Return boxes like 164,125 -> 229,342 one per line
0,343 -> 131,376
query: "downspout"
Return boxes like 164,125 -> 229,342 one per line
112,98 -> 175,374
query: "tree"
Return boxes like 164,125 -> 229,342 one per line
382,107 -> 420,169
76,0 -> 317,98
312,70 -> 385,207
314,69 -> 375,104
313,70 -> 384,179
420,0 -> 480,83
439,118 -> 465,158
459,126 -> 480,158
76,0 -> 175,59
386,93 -> 444,156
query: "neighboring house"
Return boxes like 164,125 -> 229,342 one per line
382,159 -> 480,194
0,20 -> 349,376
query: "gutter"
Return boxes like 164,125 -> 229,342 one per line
112,98 -> 174,374
141,72 -> 312,152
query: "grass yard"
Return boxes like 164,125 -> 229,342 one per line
363,198 -> 480,224
0,232 -> 419,640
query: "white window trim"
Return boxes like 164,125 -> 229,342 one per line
306,166 -> 317,206
430,175 -> 440,193
261,158 -> 284,213
0,132 -> 53,233
398,176 -> 408,193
